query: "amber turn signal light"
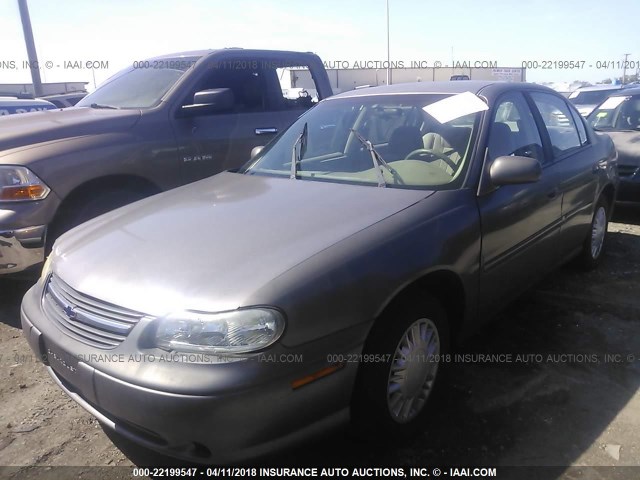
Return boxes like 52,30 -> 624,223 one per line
0,184 -> 49,201
291,363 -> 345,390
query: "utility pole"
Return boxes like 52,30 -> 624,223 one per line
622,53 -> 630,85
386,0 -> 391,85
17,0 -> 43,97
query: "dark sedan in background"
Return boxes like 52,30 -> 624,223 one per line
40,92 -> 87,108
589,87 -> 640,202
21,81 -> 618,463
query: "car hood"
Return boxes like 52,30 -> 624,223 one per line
604,130 -> 640,166
52,172 -> 432,316
0,107 -> 141,157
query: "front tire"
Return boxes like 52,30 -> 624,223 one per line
579,196 -> 609,269
351,295 -> 449,437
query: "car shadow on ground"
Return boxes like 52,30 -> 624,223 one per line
613,203 -> 640,225
0,278 -> 34,329
105,230 -> 640,477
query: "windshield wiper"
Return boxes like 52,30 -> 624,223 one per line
89,103 -> 118,109
290,122 -> 308,179
350,129 -> 399,187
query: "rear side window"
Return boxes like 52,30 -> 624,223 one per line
276,66 -> 321,112
569,107 -> 588,146
530,92 -> 582,157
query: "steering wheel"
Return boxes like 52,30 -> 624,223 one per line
405,148 -> 458,172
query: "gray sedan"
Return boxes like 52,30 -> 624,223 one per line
21,81 -> 618,463
588,87 -> 640,202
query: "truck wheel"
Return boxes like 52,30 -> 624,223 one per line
578,196 -> 609,270
47,189 -> 147,251
351,295 -> 449,438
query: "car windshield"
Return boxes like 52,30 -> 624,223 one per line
569,89 -> 618,106
76,57 -> 200,109
588,95 -> 640,131
243,93 -> 484,189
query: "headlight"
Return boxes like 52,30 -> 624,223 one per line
154,308 -> 285,354
0,166 -> 51,202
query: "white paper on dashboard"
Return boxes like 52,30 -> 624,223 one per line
423,91 -> 489,124
598,96 -> 629,110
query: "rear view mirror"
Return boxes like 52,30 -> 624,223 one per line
489,156 -> 542,186
180,88 -> 234,116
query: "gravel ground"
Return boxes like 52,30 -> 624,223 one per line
1,206 -> 640,479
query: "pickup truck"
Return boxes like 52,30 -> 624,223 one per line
0,49 -> 333,276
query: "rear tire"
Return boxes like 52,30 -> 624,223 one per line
578,196 -> 609,270
351,295 -> 449,438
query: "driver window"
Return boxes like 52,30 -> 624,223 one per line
184,58 -> 281,113
489,93 -> 544,163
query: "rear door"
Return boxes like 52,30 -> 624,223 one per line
477,91 -> 563,316
527,91 -> 599,259
170,54 -> 324,184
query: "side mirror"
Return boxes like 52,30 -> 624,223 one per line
250,146 -> 264,159
180,88 -> 234,116
489,156 -> 542,186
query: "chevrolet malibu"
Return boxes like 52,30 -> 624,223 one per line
21,81 -> 618,463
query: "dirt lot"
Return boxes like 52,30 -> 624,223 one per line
1,206 -> 640,479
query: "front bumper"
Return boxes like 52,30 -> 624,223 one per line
20,284 -> 361,464
0,225 -> 46,273
1,194 -> 59,275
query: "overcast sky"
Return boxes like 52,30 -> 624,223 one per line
0,0 -> 638,89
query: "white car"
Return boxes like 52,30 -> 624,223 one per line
0,96 -> 57,115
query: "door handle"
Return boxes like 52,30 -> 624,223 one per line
255,127 -> 278,135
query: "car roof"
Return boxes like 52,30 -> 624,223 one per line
330,81 -> 557,100
573,85 -> 623,92
147,50 -> 216,60
147,48 -> 319,61
610,86 -> 640,96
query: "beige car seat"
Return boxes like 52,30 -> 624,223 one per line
423,127 -> 472,175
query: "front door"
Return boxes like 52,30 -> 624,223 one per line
478,92 -> 563,316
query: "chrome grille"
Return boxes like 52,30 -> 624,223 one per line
618,165 -> 639,178
42,274 -> 146,349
